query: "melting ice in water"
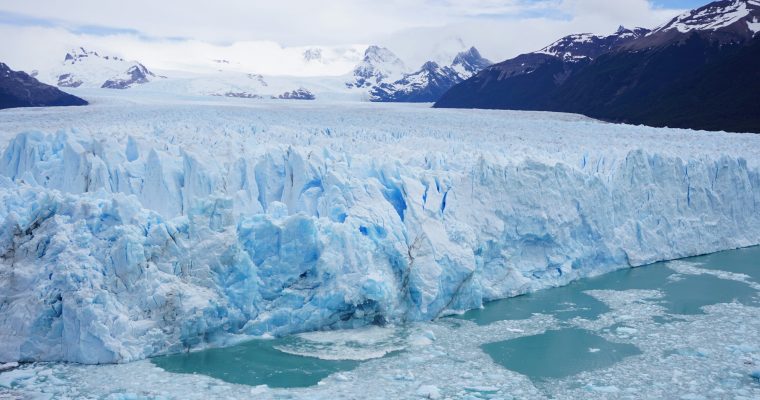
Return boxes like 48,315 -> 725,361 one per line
0,99 -> 759,399
1,250 -> 759,398
3,247 -> 741,399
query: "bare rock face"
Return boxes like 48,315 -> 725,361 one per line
276,88 -> 316,100
57,73 -> 83,88
0,62 -> 87,109
101,63 -> 156,89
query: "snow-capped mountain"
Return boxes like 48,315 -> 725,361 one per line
450,46 -> 492,79
101,64 -> 157,89
370,47 -> 491,102
0,62 -> 87,109
370,61 -> 461,102
436,0 -> 760,133
346,46 -> 407,88
537,26 -> 651,60
632,0 -> 760,48
48,47 -> 161,90
653,0 -> 759,35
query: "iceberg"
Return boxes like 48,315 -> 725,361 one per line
0,97 -> 759,363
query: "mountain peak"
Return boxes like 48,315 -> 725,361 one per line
451,46 -> 492,78
64,47 -> 125,64
362,46 -> 402,64
537,27 -> 650,61
347,45 -> 406,88
420,61 -> 441,71
653,0 -> 760,35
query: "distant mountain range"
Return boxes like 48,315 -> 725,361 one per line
54,47 -> 162,89
341,44 -> 491,102
5,39 -> 491,104
369,47 -> 491,102
0,62 -> 87,110
435,0 -> 760,133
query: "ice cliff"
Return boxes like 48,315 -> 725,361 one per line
0,100 -> 759,364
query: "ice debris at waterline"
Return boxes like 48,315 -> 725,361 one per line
0,96 -> 759,364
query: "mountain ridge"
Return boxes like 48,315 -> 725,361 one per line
435,0 -> 760,133
0,62 -> 88,110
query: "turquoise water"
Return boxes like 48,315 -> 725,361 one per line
689,246 -> 760,282
152,247 -> 759,388
462,247 -> 760,325
469,247 -> 759,381
481,329 -> 642,380
151,338 -> 359,388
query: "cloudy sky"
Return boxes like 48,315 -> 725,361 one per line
0,0 -> 707,75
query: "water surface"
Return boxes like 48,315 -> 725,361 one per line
481,328 -> 642,380
151,247 -> 760,389
152,338 -> 359,388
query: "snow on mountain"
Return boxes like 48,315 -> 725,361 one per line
370,61 -> 462,102
750,16 -> 760,33
134,70 -> 364,101
436,0 -> 760,132
347,46 -> 407,88
101,64 -> 157,89
370,47 -> 491,102
653,0 -> 760,34
426,36 -> 470,68
450,47 -> 492,80
537,26 -> 650,61
45,47 -> 161,90
0,94 -> 759,363
631,0 -> 760,48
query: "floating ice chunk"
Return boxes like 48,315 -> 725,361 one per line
416,384 -> 441,399
616,327 -> 638,335
274,326 -> 407,361
0,362 -> 18,372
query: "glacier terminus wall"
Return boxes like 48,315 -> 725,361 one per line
0,95 -> 759,364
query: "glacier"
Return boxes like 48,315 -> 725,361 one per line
0,91 -> 759,364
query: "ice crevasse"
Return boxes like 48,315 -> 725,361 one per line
0,130 -> 759,364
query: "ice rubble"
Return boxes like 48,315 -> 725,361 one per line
0,98 -> 760,363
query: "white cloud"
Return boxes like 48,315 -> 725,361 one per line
0,0 -> 688,76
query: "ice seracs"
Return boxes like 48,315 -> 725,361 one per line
0,97 -> 759,364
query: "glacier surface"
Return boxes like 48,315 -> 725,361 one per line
0,91 -> 759,363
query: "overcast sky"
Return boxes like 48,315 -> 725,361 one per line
0,0 -> 707,75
